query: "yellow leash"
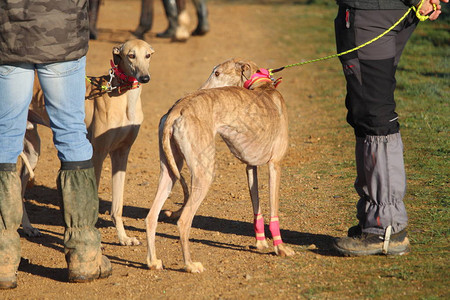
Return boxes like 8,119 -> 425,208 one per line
269,0 -> 435,74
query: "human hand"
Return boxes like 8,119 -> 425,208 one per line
418,0 -> 449,21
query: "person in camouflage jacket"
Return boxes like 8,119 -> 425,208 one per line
0,0 -> 111,289
332,0 -> 447,256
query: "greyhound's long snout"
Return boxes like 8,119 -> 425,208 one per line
138,74 -> 150,83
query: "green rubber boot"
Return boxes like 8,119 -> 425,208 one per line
0,164 -> 23,290
57,161 -> 112,283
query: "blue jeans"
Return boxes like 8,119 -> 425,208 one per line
0,56 -> 92,163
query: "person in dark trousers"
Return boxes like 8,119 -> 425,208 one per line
0,0 -> 112,289
133,0 -> 209,39
333,0 -> 447,256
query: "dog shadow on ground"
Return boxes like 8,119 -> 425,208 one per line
157,213 -> 338,257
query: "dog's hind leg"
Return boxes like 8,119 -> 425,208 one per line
110,147 -> 141,246
146,158 -> 180,270
163,173 -> 188,219
177,132 -> 215,273
268,161 -> 295,257
246,165 -> 268,250
178,169 -> 213,273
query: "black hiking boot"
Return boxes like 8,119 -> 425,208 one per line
132,0 -> 154,39
191,0 -> 209,36
334,228 -> 410,256
157,0 -> 178,38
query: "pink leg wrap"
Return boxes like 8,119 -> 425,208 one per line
269,216 -> 283,246
254,214 -> 265,241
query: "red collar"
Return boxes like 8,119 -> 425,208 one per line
244,68 -> 282,89
110,60 -> 140,85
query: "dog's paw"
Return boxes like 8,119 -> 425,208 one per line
23,226 -> 42,237
119,236 -> 141,246
147,259 -> 164,270
255,239 -> 269,250
274,244 -> 295,257
185,262 -> 205,273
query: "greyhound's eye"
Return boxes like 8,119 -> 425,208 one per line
128,53 -> 136,59
145,53 -> 151,59
214,71 -> 220,77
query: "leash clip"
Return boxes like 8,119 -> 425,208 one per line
268,69 -> 282,88
106,68 -> 117,92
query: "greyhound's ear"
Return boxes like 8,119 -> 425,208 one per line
112,45 -> 122,65
239,62 -> 253,80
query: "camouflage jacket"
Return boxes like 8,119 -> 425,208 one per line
336,0 -> 421,9
0,0 -> 89,64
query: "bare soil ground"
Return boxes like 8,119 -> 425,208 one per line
4,1 -> 361,299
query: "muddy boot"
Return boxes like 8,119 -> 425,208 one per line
133,0 -> 154,39
191,0 -> 209,36
57,161 -> 112,283
0,164 -> 23,290
157,0 -> 178,38
88,0 -> 101,40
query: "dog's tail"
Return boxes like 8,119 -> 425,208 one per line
161,112 -> 181,180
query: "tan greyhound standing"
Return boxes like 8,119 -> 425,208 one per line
146,58 -> 295,273
21,39 -> 155,246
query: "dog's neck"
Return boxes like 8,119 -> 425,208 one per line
244,68 -> 282,90
108,61 -> 142,122
124,88 -> 141,122
109,60 -> 141,93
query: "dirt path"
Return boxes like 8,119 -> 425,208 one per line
5,1 -> 355,299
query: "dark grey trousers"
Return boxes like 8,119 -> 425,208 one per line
335,7 -> 418,234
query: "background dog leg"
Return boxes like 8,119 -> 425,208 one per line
268,162 -> 294,257
20,125 -> 42,237
246,165 -> 268,250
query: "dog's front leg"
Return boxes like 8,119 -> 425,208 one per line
246,165 -> 268,250
268,162 -> 294,257
110,148 -> 140,246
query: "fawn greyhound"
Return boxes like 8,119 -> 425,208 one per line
21,39 -> 154,246
145,58 -> 295,273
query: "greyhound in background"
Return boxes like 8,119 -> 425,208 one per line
146,58 -> 295,273
21,39 -> 154,246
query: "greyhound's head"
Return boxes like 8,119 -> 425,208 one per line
112,39 -> 155,84
199,58 -> 259,89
